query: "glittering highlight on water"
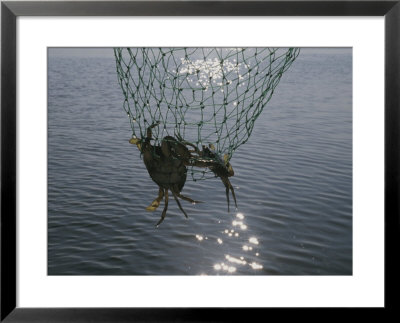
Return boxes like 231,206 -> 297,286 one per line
249,237 -> 259,245
249,262 -> 263,270
225,254 -> 246,265
214,262 -> 236,273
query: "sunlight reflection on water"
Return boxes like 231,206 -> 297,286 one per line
48,49 -> 352,276
195,212 -> 263,274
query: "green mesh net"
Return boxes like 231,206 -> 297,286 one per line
114,47 -> 300,181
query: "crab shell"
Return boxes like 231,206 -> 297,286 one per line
144,146 -> 187,192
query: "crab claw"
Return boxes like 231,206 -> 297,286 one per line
146,187 -> 164,211
129,138 -> 140,145
129,137 -> 142,150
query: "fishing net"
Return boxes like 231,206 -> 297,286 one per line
114,47 -> 300,181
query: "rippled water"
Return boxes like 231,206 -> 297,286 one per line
48,48 -> 352,275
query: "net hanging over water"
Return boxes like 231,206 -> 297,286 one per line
114,47 -> 299,224
114,47 -> 300,182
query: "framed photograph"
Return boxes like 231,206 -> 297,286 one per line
1,0 -> 399,321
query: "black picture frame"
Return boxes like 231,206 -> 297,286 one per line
1,1 -> 399,321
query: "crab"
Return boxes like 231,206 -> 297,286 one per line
197,144 -> 238,212
164,135 -> 238,213
129,122 -> 200,226
130,123 -> 238,225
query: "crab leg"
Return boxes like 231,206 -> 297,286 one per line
171,184 -> 202,204
230,182 -> 238,209
147,121 -> 160,139
176,193 -> 202,204
146,187 -> 164,212
221,177 -> 237,212
225,185 -> 230,212
156,188 -> 169,226
171,190 -> 188,219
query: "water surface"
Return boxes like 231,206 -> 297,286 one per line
48,48 -> 352,275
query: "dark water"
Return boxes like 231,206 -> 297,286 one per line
48,48 -> 352,275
